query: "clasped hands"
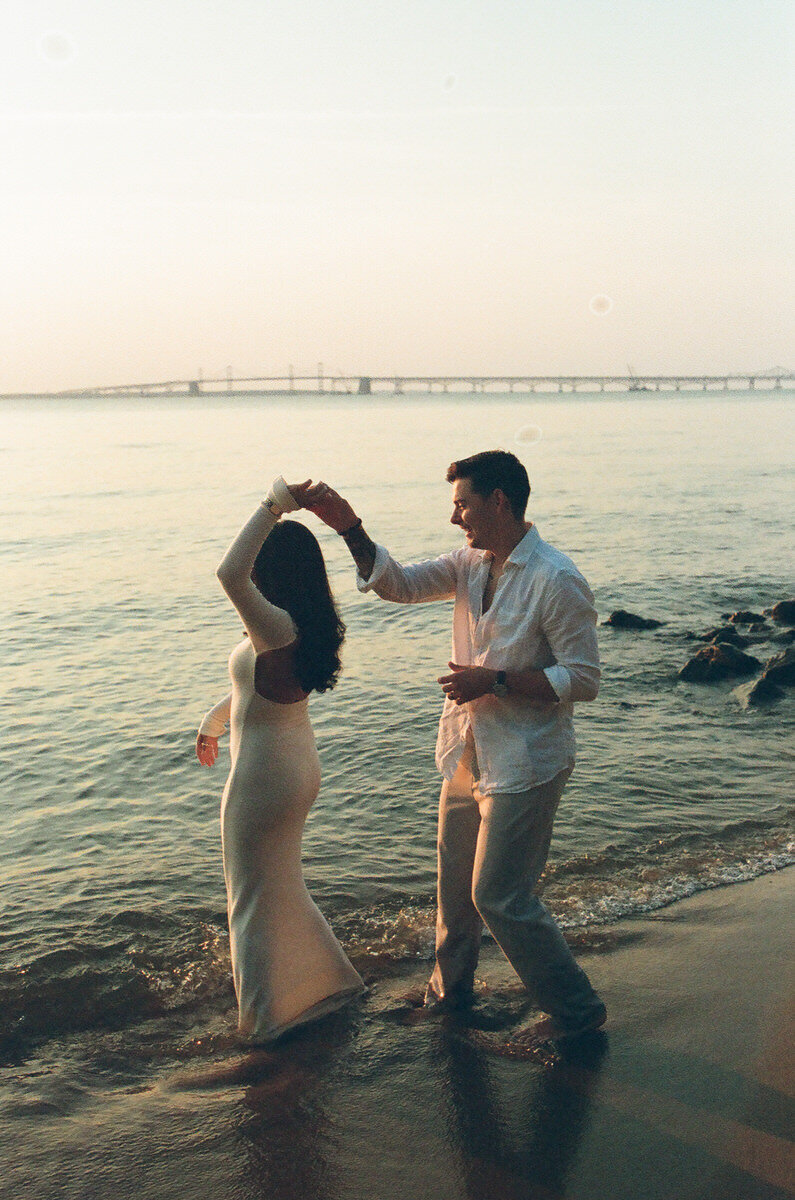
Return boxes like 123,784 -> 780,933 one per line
285,480 -> 358,533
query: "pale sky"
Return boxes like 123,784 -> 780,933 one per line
1,0 -> 792,392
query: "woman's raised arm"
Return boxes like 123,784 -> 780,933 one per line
215,478 -> 322,653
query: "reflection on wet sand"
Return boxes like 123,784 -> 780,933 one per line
436,1023 -> 608,1199
231,1007 -> 362,1200
167,982 -> 609,1200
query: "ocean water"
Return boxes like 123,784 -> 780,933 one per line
0,389 -> 793,1066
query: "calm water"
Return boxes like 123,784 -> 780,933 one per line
0,390 -> 793,1060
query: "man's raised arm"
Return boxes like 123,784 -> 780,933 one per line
308,484 -> 377,579
308,483 -> 458,604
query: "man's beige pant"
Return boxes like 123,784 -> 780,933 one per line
426,737 -> 604,1033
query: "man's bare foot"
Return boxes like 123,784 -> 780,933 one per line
510,1007 -> 607,1048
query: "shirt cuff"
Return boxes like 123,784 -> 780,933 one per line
543,664 -> 572,703
266,476 -> 301,516
356,543 -> 390,592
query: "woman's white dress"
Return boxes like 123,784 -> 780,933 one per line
199,501 -> 363,1042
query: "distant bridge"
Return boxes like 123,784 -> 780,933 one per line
3,371 -> 794,400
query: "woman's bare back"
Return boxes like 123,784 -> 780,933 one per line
254,642 -> 309,704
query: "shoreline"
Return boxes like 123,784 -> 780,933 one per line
4,868 -> 793,1200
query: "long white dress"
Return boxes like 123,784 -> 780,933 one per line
199,500 -> 363,1042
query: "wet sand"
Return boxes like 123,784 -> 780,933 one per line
5,869 -> 793,1200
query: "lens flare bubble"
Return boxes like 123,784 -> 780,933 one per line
589,294 -> 613,316
515,424 -> 542,445
39,32 -> 76,63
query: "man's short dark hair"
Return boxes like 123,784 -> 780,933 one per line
446,450 -> 530,519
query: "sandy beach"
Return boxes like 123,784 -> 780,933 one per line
4,868 -> 792,1200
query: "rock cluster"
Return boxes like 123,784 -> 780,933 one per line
675,598 -> 795,705
604,597 -> 794,705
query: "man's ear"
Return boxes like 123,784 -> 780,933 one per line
492,488 -> 510,512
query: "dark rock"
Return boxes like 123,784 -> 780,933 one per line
732,646 -> 795,706
771,628 -> 795,645
762,647 -> 795,687
698,625 -> 750,648
748,621 -> 768,634
733,676 -> 786,707
604,610 -> 664,630
679,642 -> 762,683
722,610 -> 765,625
767,599 -> 795,626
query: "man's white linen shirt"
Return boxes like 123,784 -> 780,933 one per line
357,525 -> 600,794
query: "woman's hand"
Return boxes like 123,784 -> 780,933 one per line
196,733 -> 219,766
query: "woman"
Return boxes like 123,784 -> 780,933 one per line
196,476 -> 363,1043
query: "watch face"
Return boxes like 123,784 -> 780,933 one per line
493,681 -> 508,697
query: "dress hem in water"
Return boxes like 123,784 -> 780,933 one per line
240,982 -> 365,1046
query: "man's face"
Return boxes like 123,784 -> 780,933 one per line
450,478 -> 494,549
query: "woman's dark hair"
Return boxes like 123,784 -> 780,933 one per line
253,520 -> 345,693
446,449 -> 530,519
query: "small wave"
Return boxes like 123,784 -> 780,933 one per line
0,916 -> 231,1063
338,815 -> 794,963
540,815 -> 794,927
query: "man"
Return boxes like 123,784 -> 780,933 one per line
311,450 -> 606,1043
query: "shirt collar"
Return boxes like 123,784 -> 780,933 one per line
504,524 -> 539,567
478,524 -> 539,569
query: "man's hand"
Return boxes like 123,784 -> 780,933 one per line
305,484 -> 360,534
196,734 -> 219,766
438,662 -> 497,706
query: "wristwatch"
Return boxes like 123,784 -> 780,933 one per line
493,670 -> 509,698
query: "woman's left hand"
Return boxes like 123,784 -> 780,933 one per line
196,734 -> 219,766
